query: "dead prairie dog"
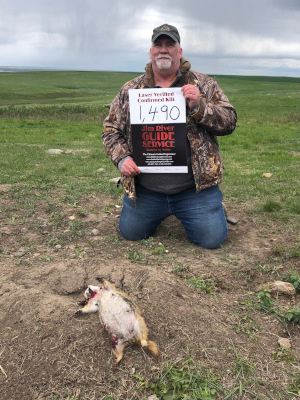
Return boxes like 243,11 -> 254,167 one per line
79,279 -> 160,364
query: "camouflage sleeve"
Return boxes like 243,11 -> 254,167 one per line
192,76 -> 237,136
102,86 -> 132,168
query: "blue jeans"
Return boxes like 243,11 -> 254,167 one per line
119,184 -> 228,249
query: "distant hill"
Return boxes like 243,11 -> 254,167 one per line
0,66 -> 65,72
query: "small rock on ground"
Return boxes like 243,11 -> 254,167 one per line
46,149 -> 64,155
278,337 -> 291,349
109,178 -> 120,184
257,281 -> 296,296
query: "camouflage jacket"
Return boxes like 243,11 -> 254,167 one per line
102,58 -> 237,199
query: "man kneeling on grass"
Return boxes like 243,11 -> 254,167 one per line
102,24 -> 237,249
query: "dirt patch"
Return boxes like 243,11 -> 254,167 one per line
0,191 -> 299,399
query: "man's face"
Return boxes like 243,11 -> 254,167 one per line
150,36 -> 182,72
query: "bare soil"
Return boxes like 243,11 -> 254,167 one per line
0,188 -> 299,400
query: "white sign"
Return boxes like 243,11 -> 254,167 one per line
129,88 -> 188,173
129,87 -> 186,125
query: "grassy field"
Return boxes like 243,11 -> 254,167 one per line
0,71 -> 138,121
0,71 -> 300,400
0,71 -> 299,230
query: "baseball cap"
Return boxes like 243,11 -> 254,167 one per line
152,24 -> 180,43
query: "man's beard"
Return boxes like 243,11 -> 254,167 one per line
155,55 -> 172,70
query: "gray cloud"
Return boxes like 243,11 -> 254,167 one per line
0,0 -> 299,76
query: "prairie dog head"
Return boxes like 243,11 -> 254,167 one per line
81,281 -> 113,314
81,285 -> 102,313
84,285 -> 101,300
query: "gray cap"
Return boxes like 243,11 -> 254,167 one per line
152,24 -> 180,43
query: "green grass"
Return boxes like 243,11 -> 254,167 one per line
216,75 -> 300,229
0,71 -> 299,234
1,72 -> 299,231
0,118 -> 121,199
0,70 -> 139,121
0,70 -> 139,105
188,276 -> 216,294
137,357 -> 224,399
136,353 -> 291,400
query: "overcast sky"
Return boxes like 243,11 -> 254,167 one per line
1,0 -> 300,77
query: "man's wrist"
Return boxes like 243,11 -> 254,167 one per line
118,156 -> 132,171
190,103 -> 201,119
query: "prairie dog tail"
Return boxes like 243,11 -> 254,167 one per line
141,339 -> 160,361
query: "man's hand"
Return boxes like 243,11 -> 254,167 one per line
120,158 -> 141,177
181,84 -> 200,111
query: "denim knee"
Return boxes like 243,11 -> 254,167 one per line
119,191 -> 165,241
188,222 -> 228,249
198,230 -> 228,249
